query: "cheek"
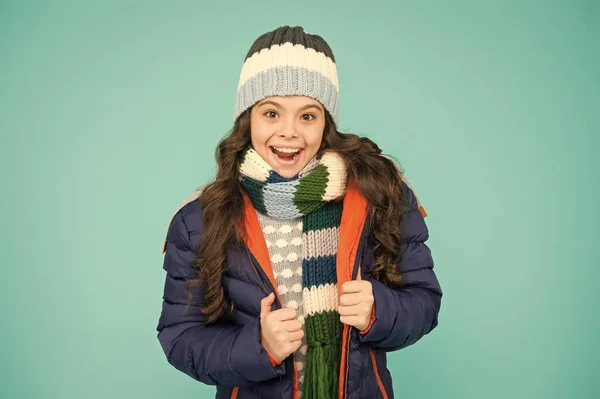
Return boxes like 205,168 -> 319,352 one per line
305,126 -> 324,152
250,119 -> 270,149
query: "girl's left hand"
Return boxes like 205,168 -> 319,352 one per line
338,272 -> 374,331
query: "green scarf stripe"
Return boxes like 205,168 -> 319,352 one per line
293,163 -> 329,213
305,310 -> 343,342
241,176 -> 268,214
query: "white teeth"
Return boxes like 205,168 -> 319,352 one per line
273,147 -> 301,153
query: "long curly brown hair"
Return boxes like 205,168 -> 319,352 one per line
187,108 -> 412,323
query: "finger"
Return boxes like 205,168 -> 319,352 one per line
288,329 -> 304,341
271,307 -> 297,321
338,304 -> 361,316
282,319 -> 303,332
260,293 -> 275,316
356,266 -> 362,281
342,281 -> 366,294
289,340 -> 303,352
339,302 -> 372,316
340,315 -> 361,327
339,293 -> 361,306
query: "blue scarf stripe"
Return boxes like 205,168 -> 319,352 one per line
262,180 -> 303,219
301,255 -> 337,287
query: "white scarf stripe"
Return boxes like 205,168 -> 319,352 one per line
302,227 -> 340,260
302,283 -> 339,315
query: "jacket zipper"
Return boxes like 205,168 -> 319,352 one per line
339,217 -> 370,399
338,258 -> 361,399
245,247 -> 269,295
340,325 -> 352,399
369,349 -> 389,399
339,232 -> 389,399
237,247 -> 298,399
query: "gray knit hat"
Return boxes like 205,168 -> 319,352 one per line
233,26 -> 339,127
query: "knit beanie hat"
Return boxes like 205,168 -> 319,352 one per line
233,26 -> 340,127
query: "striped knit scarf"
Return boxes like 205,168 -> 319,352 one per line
240,147 -> 347,399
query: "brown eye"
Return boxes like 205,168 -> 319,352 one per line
302,114 -> 315,121
265,111 -> 278,118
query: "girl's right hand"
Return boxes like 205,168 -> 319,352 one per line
259,292 -> 304,364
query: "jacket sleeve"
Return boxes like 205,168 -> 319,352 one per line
156,206 -> 286,387
359,181 -> 442,351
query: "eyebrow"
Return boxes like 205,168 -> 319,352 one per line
299,104 -> 324,112
256,100 -> 323,113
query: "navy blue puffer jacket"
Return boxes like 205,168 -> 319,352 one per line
157,180 -> 442,399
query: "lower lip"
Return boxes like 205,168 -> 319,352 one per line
270,148 -> 304,167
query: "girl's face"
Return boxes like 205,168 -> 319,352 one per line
250,95 -> 326,178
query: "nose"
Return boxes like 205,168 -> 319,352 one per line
278,131 -> 298,139
278,118 -> 299,139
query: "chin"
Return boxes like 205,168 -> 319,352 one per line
276,168 -> 302,178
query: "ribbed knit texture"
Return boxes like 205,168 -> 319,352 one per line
234,26 -> 340,126
240,147 -> 347,399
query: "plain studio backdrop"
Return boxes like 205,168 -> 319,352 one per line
1,1 -> 598,398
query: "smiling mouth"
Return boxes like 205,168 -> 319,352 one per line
270,146 -> 304,161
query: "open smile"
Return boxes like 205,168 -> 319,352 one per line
269,146 -> 305,166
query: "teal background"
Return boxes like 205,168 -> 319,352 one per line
1,1 -> 598,398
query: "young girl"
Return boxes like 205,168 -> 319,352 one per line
157,25 -> 442,399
